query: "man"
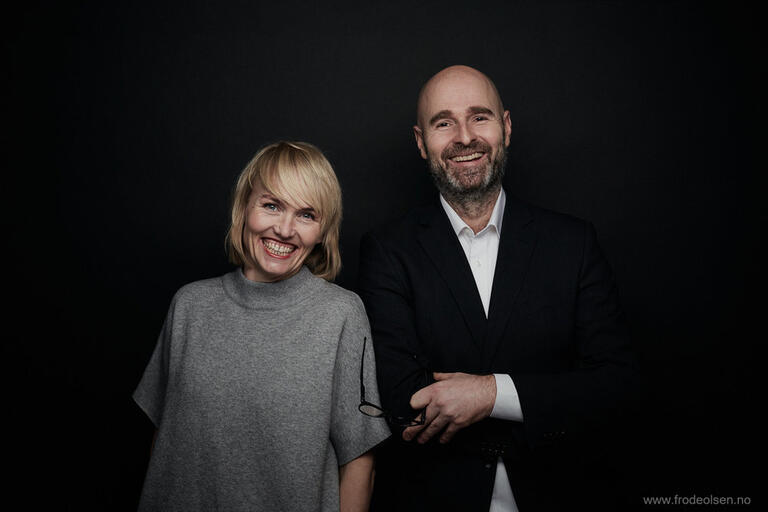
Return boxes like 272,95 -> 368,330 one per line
358,65 -> 634,511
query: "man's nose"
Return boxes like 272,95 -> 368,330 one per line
453,121 -> 476,146
273,213 -> 295,238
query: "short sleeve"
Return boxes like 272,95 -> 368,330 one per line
132,306 -> 174,427
329,295 -> 392,465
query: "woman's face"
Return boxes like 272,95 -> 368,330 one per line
242,182 -> 323,282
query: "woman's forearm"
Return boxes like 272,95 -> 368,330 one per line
339,451 -> 375,512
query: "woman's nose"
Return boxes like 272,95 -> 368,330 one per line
273,213 -> 295,238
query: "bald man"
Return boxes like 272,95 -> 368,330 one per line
358,66 -> 635,511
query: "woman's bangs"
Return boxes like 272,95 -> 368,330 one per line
261,157 -> 325,221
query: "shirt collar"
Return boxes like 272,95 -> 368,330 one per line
439,188 -> 506,238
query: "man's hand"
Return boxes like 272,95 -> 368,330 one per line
402,372 -> 496,444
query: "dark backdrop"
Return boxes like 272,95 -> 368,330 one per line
6,1 -> 762,510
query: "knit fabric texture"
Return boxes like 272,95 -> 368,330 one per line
133,266 -> 391,511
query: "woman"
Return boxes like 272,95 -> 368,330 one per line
133,141 -> 391,511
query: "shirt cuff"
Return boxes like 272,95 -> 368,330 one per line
490,374 -> 524,421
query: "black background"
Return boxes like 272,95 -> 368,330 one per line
5,0 -> 762,509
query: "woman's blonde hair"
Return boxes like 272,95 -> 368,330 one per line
226,141 -> 342,281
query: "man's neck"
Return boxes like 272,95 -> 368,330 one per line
443,187 -> 501,234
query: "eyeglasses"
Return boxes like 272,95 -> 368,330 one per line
358,336 -> 427,427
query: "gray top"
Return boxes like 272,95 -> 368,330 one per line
133,266 -> 391,511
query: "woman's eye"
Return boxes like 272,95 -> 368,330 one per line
263,203 -> 278,211
301,212 -> 316,221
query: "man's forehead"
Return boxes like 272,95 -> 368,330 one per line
418,68 -> 503,122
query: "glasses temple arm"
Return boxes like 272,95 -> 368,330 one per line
360,336 -> 367,399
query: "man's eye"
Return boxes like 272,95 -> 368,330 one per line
436,121 -> 451,128
473,115 -> 488,122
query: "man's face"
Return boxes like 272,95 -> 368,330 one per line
414,69 -> 511,201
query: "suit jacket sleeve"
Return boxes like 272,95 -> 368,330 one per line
358,231 -> 432,432
511,221 -> 635,447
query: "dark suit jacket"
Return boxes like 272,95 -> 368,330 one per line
358,195 -> 635,511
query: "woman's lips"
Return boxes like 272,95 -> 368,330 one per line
262,238 -> 296,259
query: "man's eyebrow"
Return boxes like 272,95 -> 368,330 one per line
428,107 -> 496,126
428,110 -> 455,126
467,106 -> 495,117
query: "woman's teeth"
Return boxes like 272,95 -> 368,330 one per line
263,239 -> 295,256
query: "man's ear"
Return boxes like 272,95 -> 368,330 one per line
414,125 -> 428,160
503,111 -> 512,148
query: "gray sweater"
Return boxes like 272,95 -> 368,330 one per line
133,266 -> 391,511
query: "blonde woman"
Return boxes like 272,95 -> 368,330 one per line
133,141 -> 390,511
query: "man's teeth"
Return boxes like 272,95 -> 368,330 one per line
263,240 -> 295,255
452,152 -> 482,162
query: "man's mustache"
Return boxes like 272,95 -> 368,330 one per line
441,141 -> 493,161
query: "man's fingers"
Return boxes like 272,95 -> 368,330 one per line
409,385 -> 433,409
433,371 -> 466,381
439,423 -> 460,444
417,414 -> 449,444
402,407 -> 432,441
405,373 -> 492,443
402,422 -> 424,441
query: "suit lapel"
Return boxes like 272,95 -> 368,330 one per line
416,202 -> 488,349
483,196 -> 537,367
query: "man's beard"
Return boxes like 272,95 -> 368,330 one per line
427,140 -> 507,209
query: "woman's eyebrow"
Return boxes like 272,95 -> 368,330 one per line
258,193 -> 283,204
297,206 -> 318,217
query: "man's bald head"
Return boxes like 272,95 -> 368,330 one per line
416,65 -> 505,129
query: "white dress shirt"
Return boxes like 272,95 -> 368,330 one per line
439,188 -> 522,512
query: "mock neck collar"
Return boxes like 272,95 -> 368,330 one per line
222,265 -> 317,310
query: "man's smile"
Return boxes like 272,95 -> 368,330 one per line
450,152 -> 485,163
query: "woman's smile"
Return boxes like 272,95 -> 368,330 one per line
261,238 -> 297,259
